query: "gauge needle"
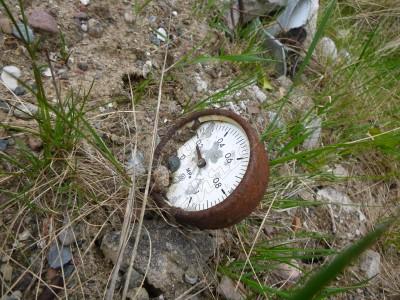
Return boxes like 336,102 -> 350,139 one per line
196,145 -> 207,168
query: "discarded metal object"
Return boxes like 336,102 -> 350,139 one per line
224,0 -> 319,76
152,109 -> 269,229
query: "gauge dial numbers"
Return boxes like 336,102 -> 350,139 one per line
153,109 -> 269,229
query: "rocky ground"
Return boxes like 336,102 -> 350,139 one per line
1,0 -> 399,300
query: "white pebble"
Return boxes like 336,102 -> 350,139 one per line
42,67 -> 52,77
80,0 -> 90,5
1,66 -> 22,91
156,27 -> 167,42
142,60 -> 152,78
172,11 -> 178,16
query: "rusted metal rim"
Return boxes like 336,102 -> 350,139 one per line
152,109 -> 269,229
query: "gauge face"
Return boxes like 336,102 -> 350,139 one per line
166,121 -> 250,211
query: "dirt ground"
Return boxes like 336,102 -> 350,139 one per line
1,0 -> 399,299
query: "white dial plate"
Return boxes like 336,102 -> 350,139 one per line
166,121 -> 250,211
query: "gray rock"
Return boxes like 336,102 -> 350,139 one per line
142,60 -> 152,79
1,66 -> 21,91
1,291 -> 22,300
317,37 -> 338,64
250,85 -> 267,103
360,250 -> 381,278
0,139 -> 8,151
302,117 -> 321,150
217,276 -> 244,300
101,219 -> 216,299
126,151 -> 146,176
0,16 -> 13,34
124,11 -> 135,24
14,86 -> 26,96
77,62 -> 88,71
150,34 -> 161,46
27,9 -> 58,33
184,266 -> 198,285
88,19 -> 103,38
276,75 -> 293,90
13,103 -> 38,120
126,287 -> 149,300
61,263 -> 75,278
194,73 -> 208,93
167,155 -> 180,173
274,260 -> 301,283
0,100 -> 10,112
12,22 -> 35,43
123,268 -> 144,289
58,215 -> 75,246
47,244 -> 72,269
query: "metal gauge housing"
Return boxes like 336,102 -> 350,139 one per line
152,109 -> 269,229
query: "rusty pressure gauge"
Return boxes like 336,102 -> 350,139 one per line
152,109 -> 269,229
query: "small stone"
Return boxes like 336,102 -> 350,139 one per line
194,73 -> 208,93
276,75 -> 293,90
80,21 -> 88,32
88,19 -> 103,38
2,291 -> 22,300
274,260 -> 301,282
1,66 -> 22,91
62,264 -> 75,278
217,276 -> 244,300
0,263 -> 12,281
100,231 -> 120,264
0,139 -> 8,151
338,49 -> 351,63
303,117 -> 321,150
14,86 -> 26,96
184,267 -> 198,285
317,37 -> 338,64
126,287 -> 149,300
142,60 -> 152,78
150,34 -> 160,46
360,250 -> 381,278
156,27 -> 167,42
27,9 -> 58,33
13,103 -> 38,120
12,22 -> 34,42
126,151 -> 146,176
124,11 -> 135,24
251,85 -> 267,103
47,244 -> 72,269
18,229 -> 31,241
148,16 -> 157,23
77,62 -> 88,71
153,165 -> 170,192
80,0 -> 90,5
0,100 -> 10,112
0,17 -> 13,34
167,155 -> 180,173
332,164 -> 348,177
42,67 -> 52,77
58,215 -> 75,246
123,268 -> 144,289
172,11 -> 178,16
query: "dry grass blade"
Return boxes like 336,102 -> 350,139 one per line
105,66 -> 140,300
235,192 -> 278,291
120,16 -> 172,300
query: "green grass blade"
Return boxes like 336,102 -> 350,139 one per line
289,219 -> 395,300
